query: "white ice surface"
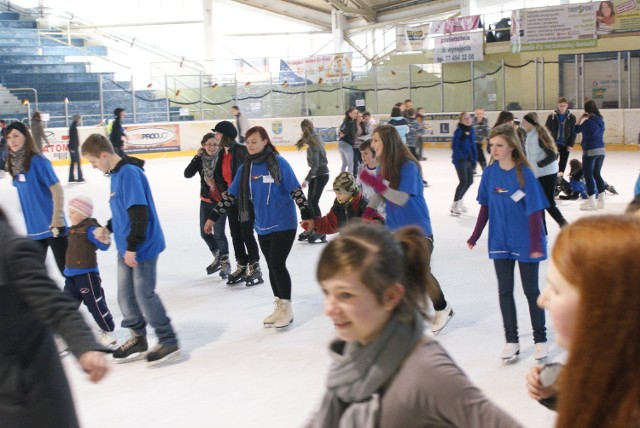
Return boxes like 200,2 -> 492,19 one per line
1,147 -> 638,428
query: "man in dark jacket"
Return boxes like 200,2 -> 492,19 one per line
545,96 -> 576,176
0,208 -> 109,428
68,114 -> 84,182
109,107 -> 127,157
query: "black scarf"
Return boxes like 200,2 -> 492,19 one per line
458,123 -> 472,135
239,146 -> 281,222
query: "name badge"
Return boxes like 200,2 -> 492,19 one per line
18,174 -> 26,182
511,189 -> 525,202
263,175 -> 274,183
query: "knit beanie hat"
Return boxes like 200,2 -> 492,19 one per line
333,172 -> 358,194
212,120 -> 238,140
68,196 -> 93,218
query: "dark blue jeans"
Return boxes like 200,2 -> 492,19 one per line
582,154 -> 605,196
454,160 -> 474,201
493,258 -> 546,344
200,200 -> 228,255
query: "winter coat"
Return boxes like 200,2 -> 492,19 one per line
406,117 -> 424,148
213,141 -> 247,192
524,128 -> 559,178
451,124 -> 478,166
339,118 -> 356,147
545,109 -> 577,147
313,192 -> 382,235
299,132 -> 329,183
0,217 -> 105,428
109,117 -> 125,148
574,115 -> 605,154
473,117 -> 490,144
68,121 -> 80,152
184,152 -> 220,202
388,116 -> 410,144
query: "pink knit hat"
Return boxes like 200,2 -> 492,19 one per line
68,196 -> 93,218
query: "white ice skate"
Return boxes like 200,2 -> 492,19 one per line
500,343 -> 520,364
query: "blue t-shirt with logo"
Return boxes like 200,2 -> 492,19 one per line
109,163 -> 165,260
228,155 -> 299,235
477,163 -> 548,262
13,154 -> 67,240
383,161 -> 433,237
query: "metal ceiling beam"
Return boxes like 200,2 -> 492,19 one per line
345,0 -> 459,33
327,0 -> 376,22
231,0 -> 332,31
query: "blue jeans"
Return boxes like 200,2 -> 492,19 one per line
117,256 -> 178,346
338,140 -> 354,173
493,259 -> 546,344
200,200 -> 228,255
582,154 -> 606,196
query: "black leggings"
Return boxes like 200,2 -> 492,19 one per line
258,229 -> 296,300
454,160 -> 474,201
227,204 -> 260,266
426,236 -> 447,311
557,145 -> 570,175
476,143 -> 487,170
537,174 -> 567,229
35,236 -> 68,276
308,174 -> 329,218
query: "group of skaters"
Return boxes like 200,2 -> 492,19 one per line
2,98 -> 639,427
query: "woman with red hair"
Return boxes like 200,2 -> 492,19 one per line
527,215 -> 640,427
205,126 -> 313,329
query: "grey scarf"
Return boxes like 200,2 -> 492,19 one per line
9,147 -> 26,177
201,149 -> 218,185
312,311 -> 424,428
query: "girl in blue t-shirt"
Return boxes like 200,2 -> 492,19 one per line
467,123 -> 549,365
359,124 -> 453,335
6,121 -> 67,275
204,126 -> 313,330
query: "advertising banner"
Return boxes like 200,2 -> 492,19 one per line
123,124 -> 181,154
595,0 -> 640,34
511,2 -> 598,52
433,30 -> 484,63
278,53 -> 352,86
396,25 -> 430,52
429,15 -> 481,35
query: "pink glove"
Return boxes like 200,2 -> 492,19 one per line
358,170 -> 387,194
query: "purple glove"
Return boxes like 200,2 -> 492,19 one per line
358,170 -> 387,194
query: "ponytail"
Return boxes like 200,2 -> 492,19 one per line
394,226 -> 432,322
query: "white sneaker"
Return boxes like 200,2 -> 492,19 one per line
450,202 -> 462,217
431,304 -> 454,334
263,298 -> 281,327
98,330 -> 117,347
597,193 -> 605,209
273,299 -> 293,329
534,342 -> 549,363
500,343 -> 520,364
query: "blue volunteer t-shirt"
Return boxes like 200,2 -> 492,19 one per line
109,163 -> 165,260
384,161 -> 433,237
477,163 -> 548,262
229,155 -> 299,235
13,154 -> 67,240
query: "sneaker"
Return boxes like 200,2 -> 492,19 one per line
500,343 -> 520,364
273,299 -> 293,329
534,342 -> 549,363
98,330 -> 117,348
263,298 -> 281,327
146,343 -> 181,367
112,331 -> 148,363
431,304 -> 454,334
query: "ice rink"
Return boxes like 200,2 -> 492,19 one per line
1,146 -> 638,428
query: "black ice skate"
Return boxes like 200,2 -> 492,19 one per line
146,343 -> 181,368
112,331 -> 148,363
298,230 -> 310,241
219,254 -> 231,279
206,251 -> 221,275
245,262 -> 265,287
226,264 -> 247,285
307,231 -> 327,244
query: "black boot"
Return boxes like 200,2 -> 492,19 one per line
298,230 -> 311,241
206,251 -> 221,275
226,264 -> 247,285
245,262 -> 265,287
219,254 -> 231,279
307,231 -> 327,244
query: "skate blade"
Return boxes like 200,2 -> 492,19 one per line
275,319 -> 293,329
535,356 -> 549,365
113,352 -> 146,364
263,322 -> 275,328
245,278 -> 265,287
147,350 -> 182,368
501,354 -> 520,365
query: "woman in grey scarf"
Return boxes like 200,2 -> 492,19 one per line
309,224 -> 523,428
